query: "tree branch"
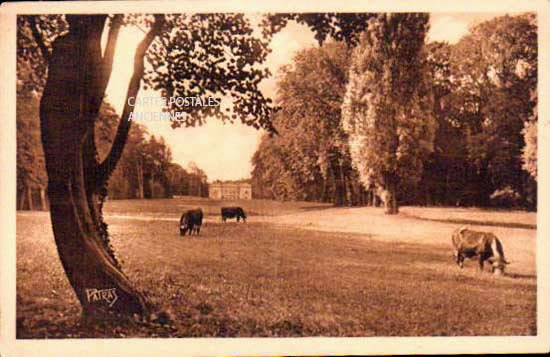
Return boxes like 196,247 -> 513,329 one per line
99,14 -> 123,95
28,16 -> 50,62
98,15 -> 164,184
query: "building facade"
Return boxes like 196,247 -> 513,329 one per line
208,182 -> 252,200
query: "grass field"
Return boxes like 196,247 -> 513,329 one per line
16,198 -> 537,338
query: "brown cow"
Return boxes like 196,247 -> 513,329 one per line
221,207 -> 247,223
180,208 -> 203,236
451,226 -> 509,275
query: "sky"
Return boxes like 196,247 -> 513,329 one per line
105,12 -> 504,182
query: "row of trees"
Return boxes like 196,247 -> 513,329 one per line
252,13 -> 537,212
251,42 -> 370,205
101,109 -> 209,200
17,87 -> 209,210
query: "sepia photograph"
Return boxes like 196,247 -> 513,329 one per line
1,0 -> 549,355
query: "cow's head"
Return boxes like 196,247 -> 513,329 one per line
180,223 -> 187,235
490,258 -> 509,275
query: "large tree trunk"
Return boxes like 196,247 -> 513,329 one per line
383,175 -> 399,215
37,14 -> 163,318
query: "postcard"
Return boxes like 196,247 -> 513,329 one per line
1,0 -> 549,355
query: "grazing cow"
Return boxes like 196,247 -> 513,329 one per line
180,208 -> 203,236
221,206 -> 247,223
451,226 -> 509,275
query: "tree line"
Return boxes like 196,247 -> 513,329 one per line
16,84 -> 209,210
251,13 -> 537,212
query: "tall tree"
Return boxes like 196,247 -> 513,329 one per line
450,14 -> 537,206
279,43 -> 354,204
418,41 -> 467,206
138,135 -> 173,198
16,80 -> 47,210
113,122 -> 149,199
165,163 -> 190,196
342,13 -> 434,214
251,42 -> 365,205
187,161 -> 208,197
251,134 -> 301,200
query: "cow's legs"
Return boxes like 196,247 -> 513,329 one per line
478,257 -> 485,272
456,252 -> 464,268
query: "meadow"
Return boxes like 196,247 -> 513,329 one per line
16,198 -> 537,338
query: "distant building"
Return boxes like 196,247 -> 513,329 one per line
208,182 -> 252,200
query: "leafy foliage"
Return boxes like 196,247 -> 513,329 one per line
252,42 -> 366,204
16,15 -> 67,93
15,85 -> 207,202
341,13 -> 434,213
261,13 -> 375,46
16,84 -> 47,190
522,114 -> 537,181
145,14 -> 275,131
254,13 -> 537,210
449,13 -> 537,205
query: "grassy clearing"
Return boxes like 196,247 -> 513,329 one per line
269,206 -> 536,277
16,200 -> 536,338
102,196 -> 331,218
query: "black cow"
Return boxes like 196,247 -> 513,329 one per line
451,226 -> 509,275
180,208 -> 203,236
221,207 -> 246,223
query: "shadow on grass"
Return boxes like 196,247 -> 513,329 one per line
506,272 -> 537,280
402,214 -> 536,230
297,205 -> 337,212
